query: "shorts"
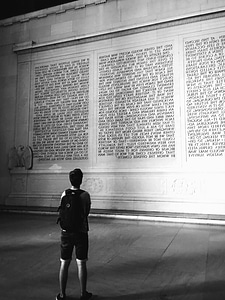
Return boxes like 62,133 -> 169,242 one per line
60,230 -> 88,261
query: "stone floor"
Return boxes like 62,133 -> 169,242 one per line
1,212 -> 225,300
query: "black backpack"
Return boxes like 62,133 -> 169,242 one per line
57,189 -> 84,232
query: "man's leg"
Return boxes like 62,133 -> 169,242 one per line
75,233 -> 92,299
76,259 -> 87,297
59,259 -> 71,298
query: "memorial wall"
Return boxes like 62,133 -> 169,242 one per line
98,44 -> 175,160
33,58 -> 90,161
2,0 -> 225,217
185,34 -> 225,159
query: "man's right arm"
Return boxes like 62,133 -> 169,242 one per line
59,191 -> 66,205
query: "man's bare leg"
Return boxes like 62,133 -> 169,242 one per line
76,259 -> 88,297
59,259 -> 71,298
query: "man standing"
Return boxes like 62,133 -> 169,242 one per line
56,168 -> 92,300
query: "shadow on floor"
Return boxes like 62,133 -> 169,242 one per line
93,280 -> 225,300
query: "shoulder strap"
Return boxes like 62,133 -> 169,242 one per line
57,189 -> 84,213
66,189 -> 84,196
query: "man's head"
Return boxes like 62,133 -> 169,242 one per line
69,168 -> 83,188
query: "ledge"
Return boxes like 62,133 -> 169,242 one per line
0,0 -> 107,27
1,205 -> 225,226
12,9 -> 225,53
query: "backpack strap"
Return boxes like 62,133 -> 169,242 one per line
56,189 -> 71,224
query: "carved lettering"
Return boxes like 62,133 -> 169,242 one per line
33,58 -> 89,161
185,35 -> 225,158
98,44 -> 175,159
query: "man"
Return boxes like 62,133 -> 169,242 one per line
56,168 -> 92,300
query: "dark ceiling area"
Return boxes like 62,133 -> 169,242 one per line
0,0 -> 78,20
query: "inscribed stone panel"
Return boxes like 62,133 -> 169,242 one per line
33,58 -> 89,161
184,34 -> 225,158
98,43 -> 175,159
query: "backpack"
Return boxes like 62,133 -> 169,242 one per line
57,189 -> 84,232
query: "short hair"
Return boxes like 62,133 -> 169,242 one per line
69,168 -> 83,187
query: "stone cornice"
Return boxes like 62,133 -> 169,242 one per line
12,8 -> 225,54
0,0 -> 107,27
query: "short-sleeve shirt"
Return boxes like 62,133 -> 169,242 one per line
60,187 -> 91,233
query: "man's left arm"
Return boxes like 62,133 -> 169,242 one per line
87,193 -> 91,216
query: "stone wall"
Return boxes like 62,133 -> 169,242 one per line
1,0 -> 225,216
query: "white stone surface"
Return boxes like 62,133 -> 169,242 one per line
0,0 -> 225,216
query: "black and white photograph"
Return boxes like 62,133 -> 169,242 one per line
0,0 -> 225,299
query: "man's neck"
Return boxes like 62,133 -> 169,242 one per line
71,186 -> 80,190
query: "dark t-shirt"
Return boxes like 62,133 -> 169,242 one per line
60,187 -> 91,233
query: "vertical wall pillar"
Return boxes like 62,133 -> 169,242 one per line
7,59 -> 31,207
15,61 -> 31,147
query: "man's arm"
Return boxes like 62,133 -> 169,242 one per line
87,193 -> 91,216
82,191 -> 91,216
59,191 -> 66,205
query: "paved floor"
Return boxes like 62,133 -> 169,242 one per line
1,212 -> 225,300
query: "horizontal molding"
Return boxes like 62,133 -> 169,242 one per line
90,213 -> 225,226
0,0 -> 107,27
9,168 -> 225,175
12,9 -> 225,53
7,191 -> 225,205
2,204 -> 225,225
